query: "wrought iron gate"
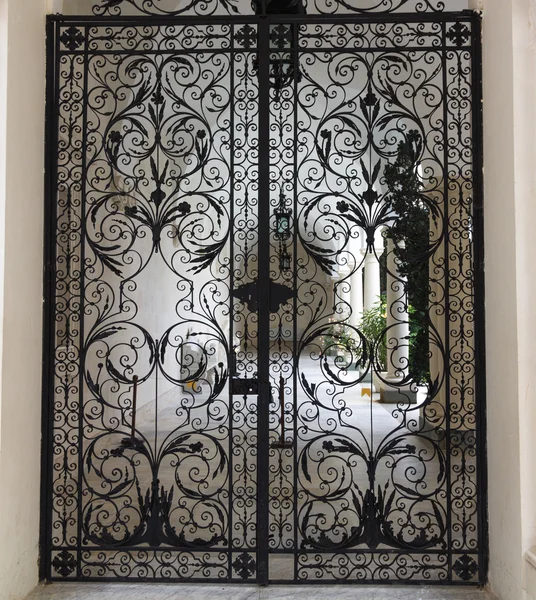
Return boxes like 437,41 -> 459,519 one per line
42,0 -> 486,585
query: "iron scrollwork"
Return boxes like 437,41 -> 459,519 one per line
89,0 -> 446,16
46,3 -> 483,586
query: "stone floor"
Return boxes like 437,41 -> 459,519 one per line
25,583 -> 497,600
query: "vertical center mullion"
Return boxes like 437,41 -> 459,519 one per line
256,16 -> 271,586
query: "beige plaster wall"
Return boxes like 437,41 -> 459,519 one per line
511,3 -> 536,599
481,0 -> 536,598
482,0 -> 522,596
0,0 -> 46,599
0,1 -> 6,446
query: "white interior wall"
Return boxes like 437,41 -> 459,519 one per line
480,0 -> 536,599
0,1 -> 46,599
512,2 -> 536,597
481,0 -> 522,597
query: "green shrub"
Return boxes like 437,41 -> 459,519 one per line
359,295 -> 387,371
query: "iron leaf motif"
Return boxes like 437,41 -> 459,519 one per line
234,24 -> 257,49
232,552 -> 256,580
453,555 -> 478,581
446,22 -> 471,47
46,5 -> 482,585
60,26 -> 85,51
52,550 -> 77,578
93,0 -> 447,16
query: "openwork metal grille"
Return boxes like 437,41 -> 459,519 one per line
90,0 -> 447,16
42,1 -> 486,585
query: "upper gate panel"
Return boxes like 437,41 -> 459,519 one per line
60,0 -> 470,17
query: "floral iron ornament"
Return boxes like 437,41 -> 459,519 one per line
92,0 -> 446,16
46,3 -> 483,584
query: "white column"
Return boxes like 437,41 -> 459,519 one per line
348,235 -> 363,327
362,239 -> 384,312
384,237 -> 409,382
363,252 -> 379,311
349,263 -> 363,328
361,236 -> 383,390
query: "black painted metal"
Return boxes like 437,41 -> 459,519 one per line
40,14 -> 59,583
42,2 -> 486,586
471,14 -> 488,585
91,0 -> 446,17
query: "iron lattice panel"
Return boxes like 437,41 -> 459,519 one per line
43,8 -> 485,586
69,0 -> 453,17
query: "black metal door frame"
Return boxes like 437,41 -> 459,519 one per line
41,5 -> 486,586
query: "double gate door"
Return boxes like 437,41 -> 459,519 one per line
43,1 -> 485,585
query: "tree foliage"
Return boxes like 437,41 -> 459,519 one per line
383,130 -> 435,385
359,295 -> 387,371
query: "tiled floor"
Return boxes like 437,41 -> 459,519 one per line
25,583 -> 496,600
